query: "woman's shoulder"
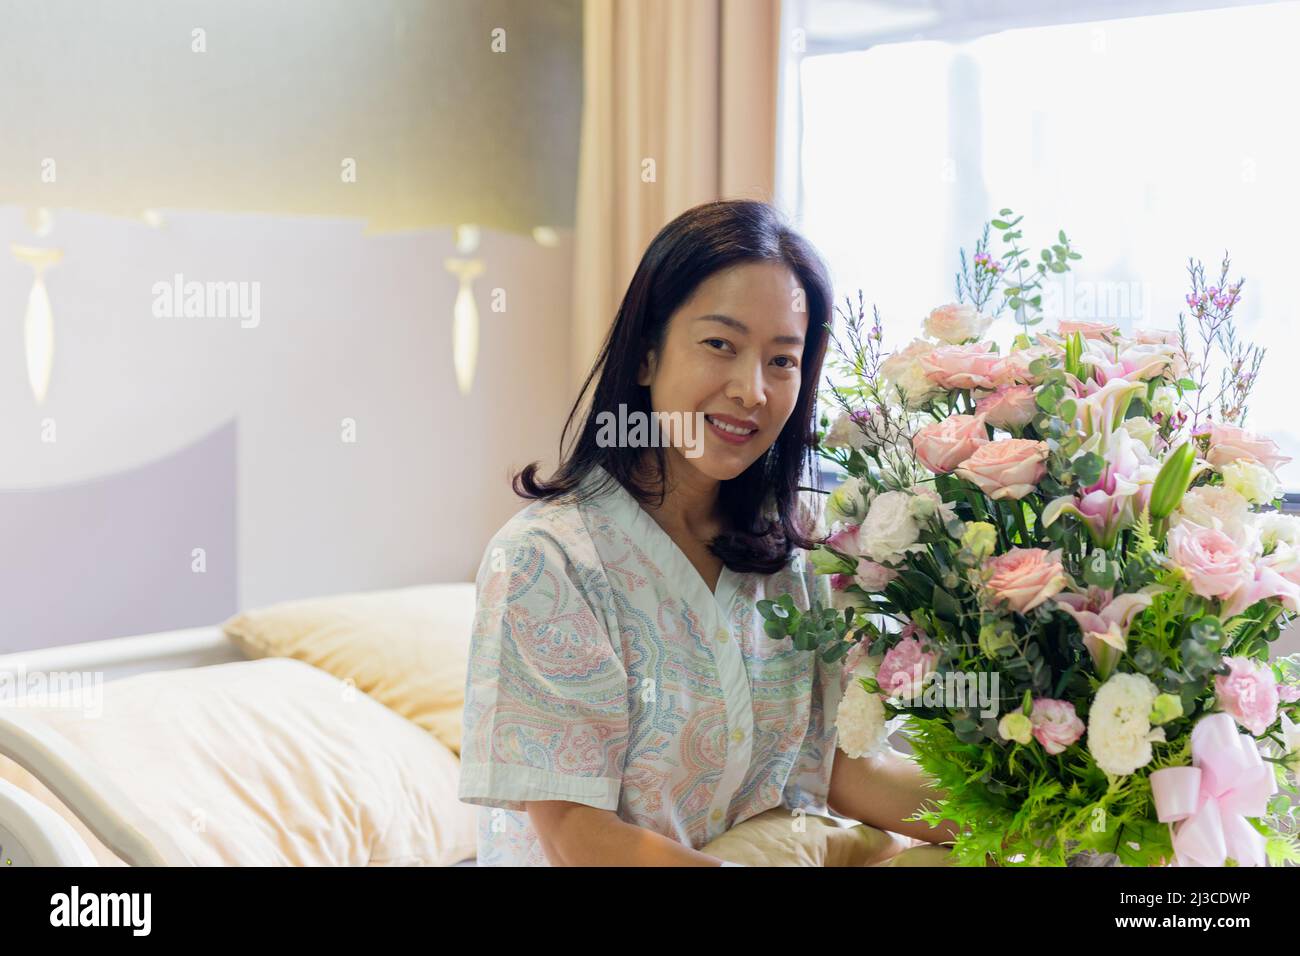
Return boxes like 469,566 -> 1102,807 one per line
476,494 -> 617,638
478,492 -> 613,592
485,494 -> 592,559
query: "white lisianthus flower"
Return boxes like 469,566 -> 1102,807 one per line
1120,416 -> 1158,452
836,658 -> 891,759
859,490 -> 924,564
824,476 -> 870,528
1151,385 -> 1178,419
909,483 -> 959,530
924,303 -> 993,345
998,712 -> 1033,745
880,338 -> 943,408
1086,673 -> 1166,776
1259,511 -> 1300,552
1281,712 -> 1300,774
1221,459 -> 1282,506
824,409 -> 872,452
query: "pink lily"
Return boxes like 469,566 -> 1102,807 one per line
1042,426 -> 1159,548
1055,585 -> 1162,679
1221,563 -> 1300,619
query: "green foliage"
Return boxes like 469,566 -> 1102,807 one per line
990,211 -> 1081,333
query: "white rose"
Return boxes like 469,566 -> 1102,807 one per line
1086,673 -> 1165,776
1171,484 -> 1256,550
1221,459 -> 1281,506
924,303 -> 993,345
880,338 -> 943,408
859,490 -> 923,564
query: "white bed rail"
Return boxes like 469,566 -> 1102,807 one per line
0,624 -> 247,865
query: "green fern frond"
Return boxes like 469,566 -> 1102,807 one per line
1132,504 -> 1157,555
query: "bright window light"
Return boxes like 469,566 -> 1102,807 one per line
798,1 -> 1300,490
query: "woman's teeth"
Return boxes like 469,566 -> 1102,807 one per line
707,415 -> 755,435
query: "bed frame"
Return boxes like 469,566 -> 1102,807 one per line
0,626 -> 247,866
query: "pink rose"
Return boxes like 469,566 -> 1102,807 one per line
876,632 -> 938,700
990,346 -> 1055,388
1133,328 -> 1180,347
1167,523 -> 1254,599
923,303 -> 992,344
1057,319 -> 1118,340
954,438 -> 1049,500
1029,698 -> 1085,755
975,385 -> 1038,430
1206,423 -> 1292,474
919,342 -> 1004,391
1215,656 -> 1280,735
853,557 -> 898,592
983,548 -> 1068,613
912,414 -> 989,474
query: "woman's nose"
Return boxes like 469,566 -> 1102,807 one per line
726,358 -> 766,408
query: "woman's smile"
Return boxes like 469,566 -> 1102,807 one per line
704,413 -> 760,444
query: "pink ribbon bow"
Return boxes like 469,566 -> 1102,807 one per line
1149,712 -> 1277,867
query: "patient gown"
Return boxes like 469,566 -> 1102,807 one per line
457,463 -> 849,866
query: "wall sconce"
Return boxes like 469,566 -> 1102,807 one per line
11,244 -> 63,405
444,224 -> 484,396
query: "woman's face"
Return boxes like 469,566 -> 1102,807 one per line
636,260 -> 809,483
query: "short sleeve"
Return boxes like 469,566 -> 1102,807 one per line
458,523 -> 629,814
779,548 -> 845,815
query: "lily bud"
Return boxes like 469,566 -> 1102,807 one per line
1149,441 -> 1196,520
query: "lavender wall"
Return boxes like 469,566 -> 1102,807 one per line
0,421 -> 237,652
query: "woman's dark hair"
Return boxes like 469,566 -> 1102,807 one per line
512,199 -> 833,574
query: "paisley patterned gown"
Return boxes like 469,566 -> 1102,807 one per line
458,463 -> 848,865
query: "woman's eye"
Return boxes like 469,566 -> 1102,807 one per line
772,356 -> 798,369
704,338 -> 731,351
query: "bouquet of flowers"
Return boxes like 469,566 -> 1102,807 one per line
762,210 -> 1300,866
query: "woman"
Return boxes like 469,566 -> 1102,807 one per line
458,199 -> 957,865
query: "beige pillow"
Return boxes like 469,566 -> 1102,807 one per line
701,806 -> 918,866
0,658 -> 477,865
222,583 -> 474,755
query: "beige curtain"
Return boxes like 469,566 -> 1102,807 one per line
571,0 -> 783,395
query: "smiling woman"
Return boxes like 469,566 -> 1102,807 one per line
514,198 -> 832,573
457,199 -> 872,865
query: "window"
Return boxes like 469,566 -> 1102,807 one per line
783,0 -> 1300,491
